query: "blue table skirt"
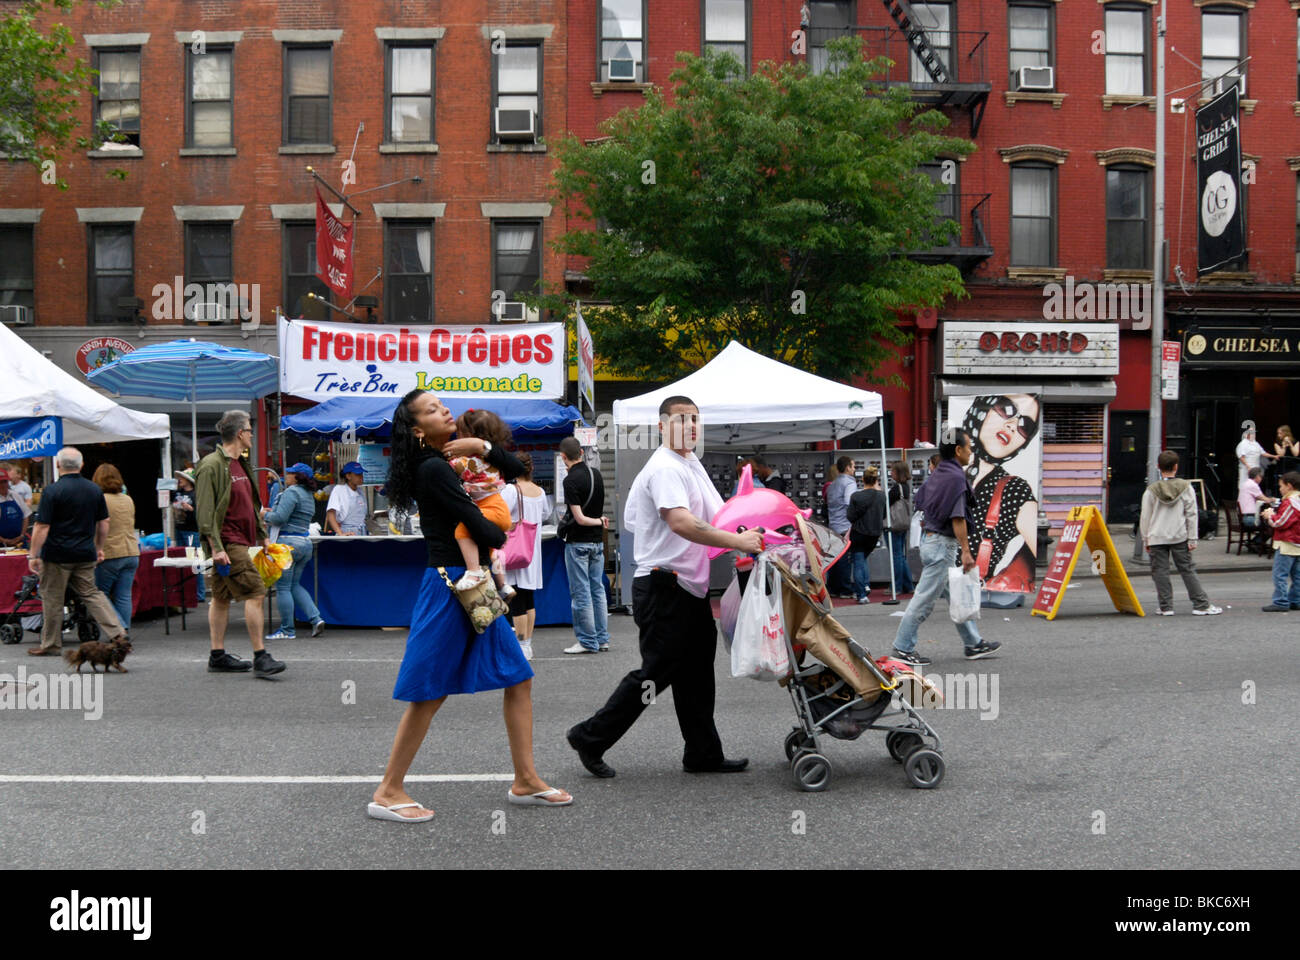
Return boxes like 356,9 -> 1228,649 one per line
300,537 -> 607,628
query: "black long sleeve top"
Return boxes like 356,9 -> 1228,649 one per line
414,443 -> 526,568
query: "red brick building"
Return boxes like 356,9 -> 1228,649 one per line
562,0 -> 1300,524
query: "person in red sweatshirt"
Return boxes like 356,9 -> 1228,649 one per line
1260,471 -> 1300,612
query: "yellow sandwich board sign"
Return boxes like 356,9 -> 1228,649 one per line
1032,507 -> 1144,620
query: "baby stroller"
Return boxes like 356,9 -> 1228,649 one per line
730,516 -> 945,792
0,574 -> 101,646
0,573 -> 41,645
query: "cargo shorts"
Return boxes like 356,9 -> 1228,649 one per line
210,542 -> 266,603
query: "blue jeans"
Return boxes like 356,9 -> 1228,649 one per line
95,555 -> 139,632
850,536 -> 877,600
1271,551 -> 1300,608
565,541 -> 609,650
893,531 -> 983,653
275,536 -> 321,632
180,530 -> 205,600
887,531 -> 915,592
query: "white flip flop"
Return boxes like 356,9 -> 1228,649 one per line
506,787 -> 573,807
367,801 -> 434,822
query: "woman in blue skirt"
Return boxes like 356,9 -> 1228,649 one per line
368,390 -> 572,821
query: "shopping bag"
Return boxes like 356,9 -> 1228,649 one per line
250,543 -> 293,589
500,520 -> 537,570
908,510 -> 923,549
948,565 -> 982,623
718,575 -> 742,650
731,557 -> 791,681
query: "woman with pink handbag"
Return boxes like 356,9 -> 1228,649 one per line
500,452 -> 550,660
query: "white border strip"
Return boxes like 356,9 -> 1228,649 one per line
0,774 -> 515,784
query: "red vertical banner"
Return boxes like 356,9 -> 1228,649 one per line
315,187 -> 354,299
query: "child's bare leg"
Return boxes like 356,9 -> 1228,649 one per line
456,535 -> 480,572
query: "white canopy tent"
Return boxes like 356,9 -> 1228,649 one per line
610,341 -> 896,604
0,323 -> 171,446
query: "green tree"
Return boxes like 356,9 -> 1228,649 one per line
544,38 -> 975,383
0,0 -> 125,188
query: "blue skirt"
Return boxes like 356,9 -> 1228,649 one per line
392,566 -> 534,702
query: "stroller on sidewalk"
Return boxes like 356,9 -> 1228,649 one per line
723,516 -> 946,792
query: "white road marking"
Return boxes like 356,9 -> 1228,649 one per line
0,774 -> 515,784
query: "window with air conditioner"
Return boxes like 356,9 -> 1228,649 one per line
185,222 -> 234,323
600,0 -> 646,82
492,220 -> 541,320
0,226 -> 35,321
494,43 -> 541,142
1009,3 -> 1053,90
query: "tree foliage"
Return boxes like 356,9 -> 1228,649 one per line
0,0 -> 125,188
543,38 -> 975,383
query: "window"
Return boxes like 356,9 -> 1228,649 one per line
385,221 -> 434,324
703,0 -> 748,73
185,223 -> 233,320
283,222 -> 330,320
0,226 -> 34,311
1008,3 -> 1052,89
88,225 -> 134,324
1106,167 -> 1150,270
492,221 -> 541,303
94,48 -> 141,146
187,47 -> 233,148
284,46 -> 332,144
1105,7 -> 1147,96
919,162 -> 959,222
1009,164 -> 1055,267
908,3 -> 951,83
1202,10 -> 1245,98
493,43 -> 541,140
386,44 -> 434,144
808,1 -> 853,76
600,0 -> 646,82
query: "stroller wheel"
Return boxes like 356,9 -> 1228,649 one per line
784,729 -> 812,760
904,748 -> 945,789
791,752 -> 832,792
0,623 -> 21,645
886,731 -> 923,762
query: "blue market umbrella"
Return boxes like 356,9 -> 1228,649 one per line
86,338 -> 278,463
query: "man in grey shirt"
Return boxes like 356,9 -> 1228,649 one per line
826,456 -> 857,597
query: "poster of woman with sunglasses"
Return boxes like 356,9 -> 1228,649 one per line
947,394 -> 1043,593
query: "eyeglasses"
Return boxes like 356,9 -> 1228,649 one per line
991,397 -> 1038,443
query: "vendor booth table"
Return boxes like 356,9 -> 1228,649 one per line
1,548 -> 197,624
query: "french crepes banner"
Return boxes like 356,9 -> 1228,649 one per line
315,187 -> 354,298
277,315 -> 565,400
1196,86 -> 1245,276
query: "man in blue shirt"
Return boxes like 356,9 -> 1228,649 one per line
890,430 -> 1001,665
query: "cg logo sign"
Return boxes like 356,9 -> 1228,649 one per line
1200,170 -> 1236,238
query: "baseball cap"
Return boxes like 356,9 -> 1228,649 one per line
287,462 -> 313,479
0,469 -> 9,483
341,461 -> 364,477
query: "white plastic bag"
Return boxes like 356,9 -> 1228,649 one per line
731,557 -> 791,681
908,510 -> 924,549
948,565 -> 982,623
718,575 -> 742,650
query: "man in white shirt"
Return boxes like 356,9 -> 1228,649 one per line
326,461 -> 368,535
1236,428 -> 1276,488
566,396 -> 763,779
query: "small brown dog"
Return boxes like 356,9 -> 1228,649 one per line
64,637 -> 133,674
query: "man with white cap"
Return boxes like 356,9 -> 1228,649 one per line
327,461 -> 368,536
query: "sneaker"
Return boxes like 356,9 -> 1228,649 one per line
253,649 -> 286,678
519,639 -> 534,660
311,619 -> 326,638
1192,605 -> 1223,616
1261,604 -> 1290,612
856,596 -> 871,605
563,643 -> 599,655
208,650 -> 252,673
890,648 -> 931,667
964,640 -> 1002,660
1158,609 -> 1174,616
599,643 -> 610,652
265,628 -> 296,642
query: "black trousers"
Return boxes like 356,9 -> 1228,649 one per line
568,572 -> 724,767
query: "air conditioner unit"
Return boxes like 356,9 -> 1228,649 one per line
0,304 -> 33,326
495,301 -> 539,322
494,108 -> 536,141
1016,65 -> 1054,91
185,300 -> 229,324
608,58 -> 638,81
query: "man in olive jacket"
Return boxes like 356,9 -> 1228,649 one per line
193,410 -> 285,677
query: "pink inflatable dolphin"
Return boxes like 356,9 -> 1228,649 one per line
708,463 -> 813,558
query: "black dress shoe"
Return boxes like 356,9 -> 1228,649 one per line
683,757 -> 749,773
566,727 -> 615,778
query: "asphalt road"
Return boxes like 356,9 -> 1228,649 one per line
1,567 -> 1295,870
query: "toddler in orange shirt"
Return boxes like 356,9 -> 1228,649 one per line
449,408 -> 516,600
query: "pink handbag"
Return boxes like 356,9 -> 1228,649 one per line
500,484 -> 538,571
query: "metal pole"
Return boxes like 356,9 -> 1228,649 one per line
880,417 -> 897,603
1136,0 -> 1167,563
